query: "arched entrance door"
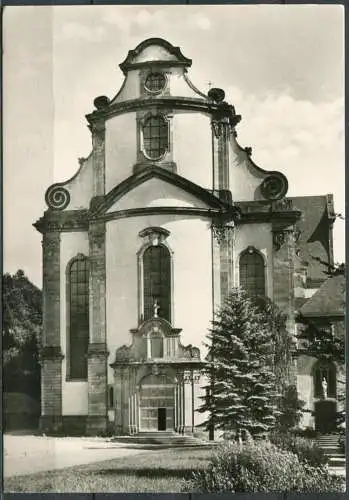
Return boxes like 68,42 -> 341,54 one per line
139,373 -> 175,431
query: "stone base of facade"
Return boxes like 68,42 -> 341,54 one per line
40,415 -> 109,436
39,415 -> 63,434
86,415 -> 108,436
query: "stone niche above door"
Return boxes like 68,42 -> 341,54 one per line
111,316 -> 201,364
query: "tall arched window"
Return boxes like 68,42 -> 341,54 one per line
143,115 -> 168,159
313,360 -> 336,399
239,247 -> 265,296
143,245 -> 171,322
68,256 -> 89,380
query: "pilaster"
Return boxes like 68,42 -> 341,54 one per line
272,223 -> 297,384
87,221 -> 108,435
91,119 -> 106,196
211,118 -> 230,191
212,223 -> 235,306
40,231 -> 63,433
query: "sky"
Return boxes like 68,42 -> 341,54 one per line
3,5 -> 345,287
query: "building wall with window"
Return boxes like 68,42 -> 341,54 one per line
35,37 -> 339,437
232,223 -> 273,298
105,214 -> 213,384
60,232 -> 89,416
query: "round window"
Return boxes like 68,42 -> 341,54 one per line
144,73 -> 166,93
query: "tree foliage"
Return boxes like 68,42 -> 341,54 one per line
199,288 -> 283,436
3,270 -> 42,400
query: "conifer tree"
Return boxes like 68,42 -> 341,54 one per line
199,288 -> 280,436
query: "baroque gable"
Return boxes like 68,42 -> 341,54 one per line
110,317 -> 201,367
90,165 -> 234,218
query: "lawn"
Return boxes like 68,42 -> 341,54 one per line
4,445 -> 214,493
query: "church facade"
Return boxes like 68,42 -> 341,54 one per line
34,38 -> 342,436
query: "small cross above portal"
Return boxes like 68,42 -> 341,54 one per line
153,300 -> 160,318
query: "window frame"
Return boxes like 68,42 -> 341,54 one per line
66,253 -> 90,381
141,114 -> 170,161
144,72 -> 167,94
137,229 -> 174,325
238,246 -> 266,297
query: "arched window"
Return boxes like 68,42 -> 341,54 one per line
239,247 -> 265,296
143,245 -> 171,322
313,360 -> 336,399
68,256 -> 89,380
143,115 -> 168,159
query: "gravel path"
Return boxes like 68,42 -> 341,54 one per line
3,435 -> 149,477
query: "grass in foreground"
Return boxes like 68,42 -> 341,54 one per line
4,445 -> 214,493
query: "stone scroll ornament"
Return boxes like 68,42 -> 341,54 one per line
45,185 -> 71,210
260,174 -> 288,201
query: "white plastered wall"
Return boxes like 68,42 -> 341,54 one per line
105,112 -> 137,191
229,138 -> 265,202
172,112 -> 212,188
63,155 -> 94,210
106,177 -> 210,213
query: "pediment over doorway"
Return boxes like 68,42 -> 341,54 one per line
110,317 -> 201,366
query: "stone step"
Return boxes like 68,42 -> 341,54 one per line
320,446 -> 340,451
111,433 -> 207,446
328,457 -> 346,468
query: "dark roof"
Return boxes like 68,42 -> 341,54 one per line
290,195 -> 335,284
299,274 -> 345,318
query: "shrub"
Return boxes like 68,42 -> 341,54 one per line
184,442 -> 343,493
269,432 -> 327,467
293,426 -> 318,439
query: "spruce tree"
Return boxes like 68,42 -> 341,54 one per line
199,288 -> 280,437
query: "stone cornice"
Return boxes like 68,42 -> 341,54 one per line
86,97 -> 242,127
119,37 -> 192,75
235,200 -> 302,224
94,207 -> 227,223
33,199 -> 300,232
33,210 -> 89,233
40,346 -> 64,361
111,359 -> 206,369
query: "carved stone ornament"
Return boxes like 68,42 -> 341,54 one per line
211,222 -> 235,244
212,120 -> 223,138
139,227 -> 170,246
271,198 -> 293,211
273,230 -> 286,250
261,174 -> 288,201
45,185 -> 71,211
151,364 -> 160,375
184,371 -> 192,383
